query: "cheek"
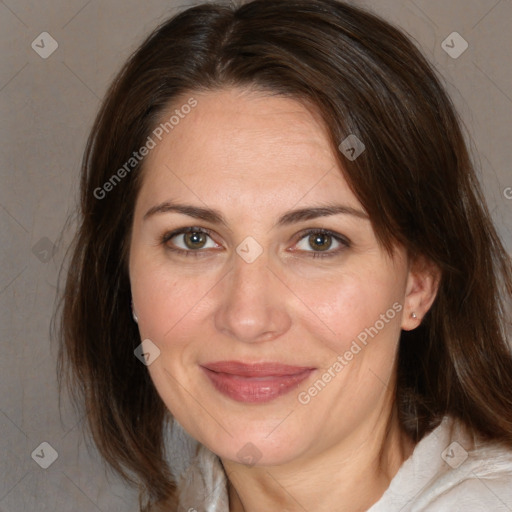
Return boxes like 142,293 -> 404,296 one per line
289,265 -> 404,354
130,257 -> 220,348
134,278 -> 189,335
130,262 -> 215,413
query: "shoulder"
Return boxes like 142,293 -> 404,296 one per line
370,416 -> 512,512
425,439 -> 512,511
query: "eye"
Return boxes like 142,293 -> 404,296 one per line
161,227 -> 219,254
293,229 -> 349,258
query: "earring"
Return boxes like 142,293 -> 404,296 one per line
131,301 -> 138,323
411,312 -> 417,319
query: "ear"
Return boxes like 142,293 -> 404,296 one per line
401,255 -> 441,331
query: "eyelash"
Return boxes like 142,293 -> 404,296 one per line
160,227 -> 217,258
159,226 -> 351,259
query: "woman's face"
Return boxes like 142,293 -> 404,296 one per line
129,87 -> 427,466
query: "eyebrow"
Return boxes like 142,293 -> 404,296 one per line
144,202 -> 226,225
143,201 -> 369,226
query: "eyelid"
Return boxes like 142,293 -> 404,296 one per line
290,228 -> 351,257
160,226 -> 221,255
160,226 -> 351,258
161,226 -> 216,243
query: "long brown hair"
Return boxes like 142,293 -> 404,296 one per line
56,0 -> 512,509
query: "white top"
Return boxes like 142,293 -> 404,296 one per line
165,416 -> 512,511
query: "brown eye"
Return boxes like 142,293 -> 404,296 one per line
308,233 -> 332,251
163,228 -> 218,253
293,229 -> 349,258
183,231 -> 208,249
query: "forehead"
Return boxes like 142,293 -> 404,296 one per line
136,87 -> 359,213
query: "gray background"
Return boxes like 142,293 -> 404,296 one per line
1,0 -> 511,510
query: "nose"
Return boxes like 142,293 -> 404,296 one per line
213,250 -> 292,344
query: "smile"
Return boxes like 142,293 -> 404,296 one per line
200,361 -> 316,403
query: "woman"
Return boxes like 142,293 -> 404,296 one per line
57,0 -> 512,510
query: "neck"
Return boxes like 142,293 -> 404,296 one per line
223,405 -> 415,512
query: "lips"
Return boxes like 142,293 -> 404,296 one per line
201,361 -> 316,403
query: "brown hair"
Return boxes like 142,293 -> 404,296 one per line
56,0 -> 512,509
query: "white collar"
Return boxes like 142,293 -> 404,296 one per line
165,416 -> 512,511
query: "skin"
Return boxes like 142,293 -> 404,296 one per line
128,87 -> 440,511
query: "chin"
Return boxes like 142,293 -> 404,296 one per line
199,420 -> 310,467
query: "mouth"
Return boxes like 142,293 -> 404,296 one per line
200,361 -> 316,403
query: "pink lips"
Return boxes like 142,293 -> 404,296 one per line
201,361 -> 315,403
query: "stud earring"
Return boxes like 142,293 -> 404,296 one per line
411,312 -> 417,319
131,301 -> 138,323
